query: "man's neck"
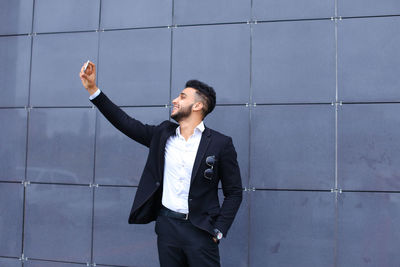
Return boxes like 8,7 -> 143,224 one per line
179,119 -> 202,141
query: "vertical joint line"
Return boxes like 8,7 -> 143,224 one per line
27,0 -> 36,109
335,0 -> 338,18
171,0 -> 175,26
248,23 -> 253,190
167,0 -> 175,119
22,4 -> 34,248
168,23 -> 174,119
249,22 -> 253,107
21,184 -> 27,259
90,2 -> 102,263
334,2 -> 339,264
30,0 -> 35,34
98,0 -> 102,31
247,2 -> 253,264
334,187 -> 339,267
334,15 -> 339,191
92,110 -> 98,185
89,184 -> 96,264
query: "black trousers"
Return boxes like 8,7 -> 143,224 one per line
155,214 -> 220,267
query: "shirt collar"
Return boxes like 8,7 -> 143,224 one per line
176,121 -> 205,137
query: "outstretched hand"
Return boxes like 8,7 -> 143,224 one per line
79,61 -> 98,95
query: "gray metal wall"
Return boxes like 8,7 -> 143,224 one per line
1,0 -> 400,266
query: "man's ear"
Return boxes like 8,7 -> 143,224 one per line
193,102 -> 203,112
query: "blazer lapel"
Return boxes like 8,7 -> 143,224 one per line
190,127 -> 211,185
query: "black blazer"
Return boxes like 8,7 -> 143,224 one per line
91,92 -> 242,237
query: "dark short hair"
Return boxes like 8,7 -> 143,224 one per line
185,79 -> 216,118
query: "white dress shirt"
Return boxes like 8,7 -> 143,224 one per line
162,122 -> 204,214
90,89 -> 204,214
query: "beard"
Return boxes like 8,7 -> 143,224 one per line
171,103 -> 193,122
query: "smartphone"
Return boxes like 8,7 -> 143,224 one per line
83,60 -> 90,73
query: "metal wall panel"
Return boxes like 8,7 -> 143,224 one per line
174,0 -> 251,25
250,105 -> 335,190
253,0 -> 334,21
24,184 -> 92,262
33,0 -> 100,33
252,20 -> 336,104
0,0 -> 33,35
249,191 -> 335,267
95,106 -> 169,186
0,109 -> 27,181
101,0 -> 172,29
338,0 -> 400,17
337,192 -> 400,266
27,108 -> 95,184
0,257 -> 22,267
172,24 -> 250,104
0,183 -> 23,257
30,32 -> 98,107
338,104 -> 400,191
98,28 -> 171,106
0,36 -> 31,107
93,187 -> 158,266
338,17 -> 400,102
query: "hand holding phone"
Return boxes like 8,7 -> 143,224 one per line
79,60 -> 97,94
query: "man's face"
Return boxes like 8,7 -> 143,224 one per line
171,87 -> 197,122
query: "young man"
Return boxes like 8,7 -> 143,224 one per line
80,62 -> 242,267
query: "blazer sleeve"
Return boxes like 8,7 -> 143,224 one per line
214,137 -> 243,237
90,91 -> 156,147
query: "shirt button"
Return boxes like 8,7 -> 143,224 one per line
155,182 -> 160,187
189,198 -> 193,202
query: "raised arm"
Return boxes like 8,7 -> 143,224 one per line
79,61 -> 156,147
